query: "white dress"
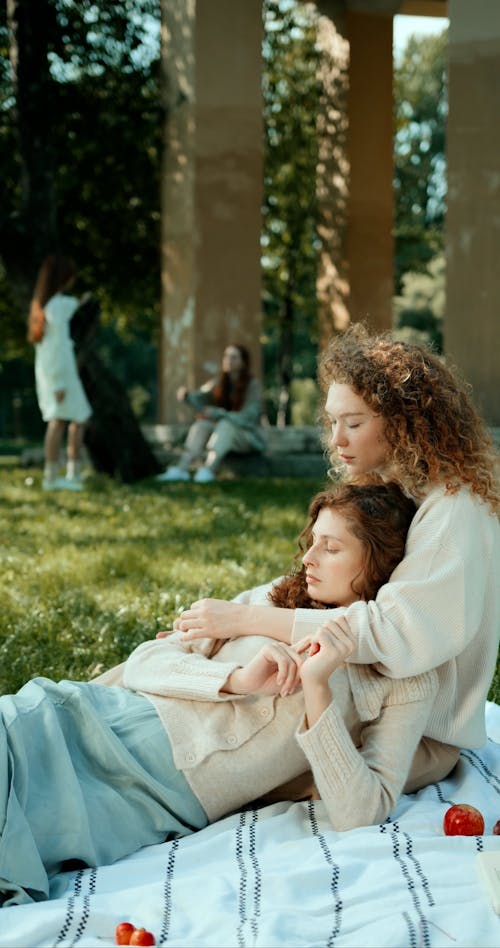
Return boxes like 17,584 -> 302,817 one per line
34,293 -> 92,423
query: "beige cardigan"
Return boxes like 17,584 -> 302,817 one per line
95,632 -> 438,830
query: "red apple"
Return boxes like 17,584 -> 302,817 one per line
129,929 -> 156,947
493,819 -> 500,835
115,922 -> 135,946
443,803 -> 485,836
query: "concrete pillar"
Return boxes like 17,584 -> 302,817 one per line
345,10 -> 394,332
158,0 -> 196,422
445,0 -> 500,425
315,5 -> 394,340
158,0 -> 263,423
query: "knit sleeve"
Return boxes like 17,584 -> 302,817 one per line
293,488 -> 500,678
185,382 -> 215,412
122,634 -> 242,701
225,377 -> 263,429
296,671 -> 438,830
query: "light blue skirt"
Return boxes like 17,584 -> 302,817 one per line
0,678 -> 208,907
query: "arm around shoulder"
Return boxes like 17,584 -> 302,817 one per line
326,488 -> 500,676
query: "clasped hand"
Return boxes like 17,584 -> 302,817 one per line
225,617 -> 354,698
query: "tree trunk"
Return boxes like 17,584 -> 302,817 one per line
276,286 -> 294,428
7,0 -> 57,267
71,297 -> 162,483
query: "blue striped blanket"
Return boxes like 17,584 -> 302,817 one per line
1,702 -> 499,948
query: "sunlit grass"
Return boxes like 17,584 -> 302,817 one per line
0,466 -> 498,704
0,468 -> 322,693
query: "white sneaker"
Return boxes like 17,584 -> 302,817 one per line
43,476 -> 83,492
156,466 -> 191,483
193,466 -> 215,484
61,477 -> 83,491
42,478 -> 60,491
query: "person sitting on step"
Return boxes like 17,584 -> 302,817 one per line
157,344 -> 265,484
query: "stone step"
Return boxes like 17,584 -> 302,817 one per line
142,424 -> 329,478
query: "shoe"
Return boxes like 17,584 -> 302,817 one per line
62,477 -> 83,491
193,467 -> 216,484
42,478 -> 60,491
156,466 -> 191,483
43,476 -> 83,492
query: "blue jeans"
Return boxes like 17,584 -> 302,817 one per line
0,678 -> 207,906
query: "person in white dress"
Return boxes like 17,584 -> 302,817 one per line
28,254 -> 92,490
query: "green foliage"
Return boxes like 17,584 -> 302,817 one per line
0,1 -> 161,436
394,29 -> 448,292
393,253 -> 445,351
262,0 -> 321,420
1,0 -> 162,327
290,378 -> 319,426
0,468 -> 322,694
0,2 -> 451,435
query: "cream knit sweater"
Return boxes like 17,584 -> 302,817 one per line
290,486 -> 500,749
97,633 -> 438,830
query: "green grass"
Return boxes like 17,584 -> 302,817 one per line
0,468 -> 322,693
0,466 -> 498,705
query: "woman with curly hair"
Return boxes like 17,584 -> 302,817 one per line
172,324 -> 500,787
2,482 -> 436,906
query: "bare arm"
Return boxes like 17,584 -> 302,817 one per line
171,598 -> 294,645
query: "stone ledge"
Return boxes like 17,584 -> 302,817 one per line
142,424 -> 329,478
142,424 -> 323,453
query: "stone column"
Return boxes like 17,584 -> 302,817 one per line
316,10 -> 351,348
345,10 -> 394,332
445,0 -> 500,425
158,0 -> 195,423
158,0 -> 263,422
315,5 -> 394,341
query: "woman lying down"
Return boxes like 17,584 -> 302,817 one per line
0,483 -> 441,906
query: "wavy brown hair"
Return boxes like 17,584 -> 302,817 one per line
318,324 -> 499,513
268,482 -> 416,610
211,344 -> 252,411
27,254 -> 77,344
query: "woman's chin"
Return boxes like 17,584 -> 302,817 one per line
307,586 -> 328,605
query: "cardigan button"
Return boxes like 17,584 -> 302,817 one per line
226,734 -> 237,745
185,751 -> 196,763
260,707 -> 270,717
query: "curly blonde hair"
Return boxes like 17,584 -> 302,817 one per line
318,325 -> 499,513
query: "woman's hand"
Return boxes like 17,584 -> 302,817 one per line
172,598 -> 244,640
157,598 -> 293,645
294,617 -> 354,729
295,616 -> 354,688
223,642 -> 303,697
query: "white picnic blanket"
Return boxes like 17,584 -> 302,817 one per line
1,702 -> 499,948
